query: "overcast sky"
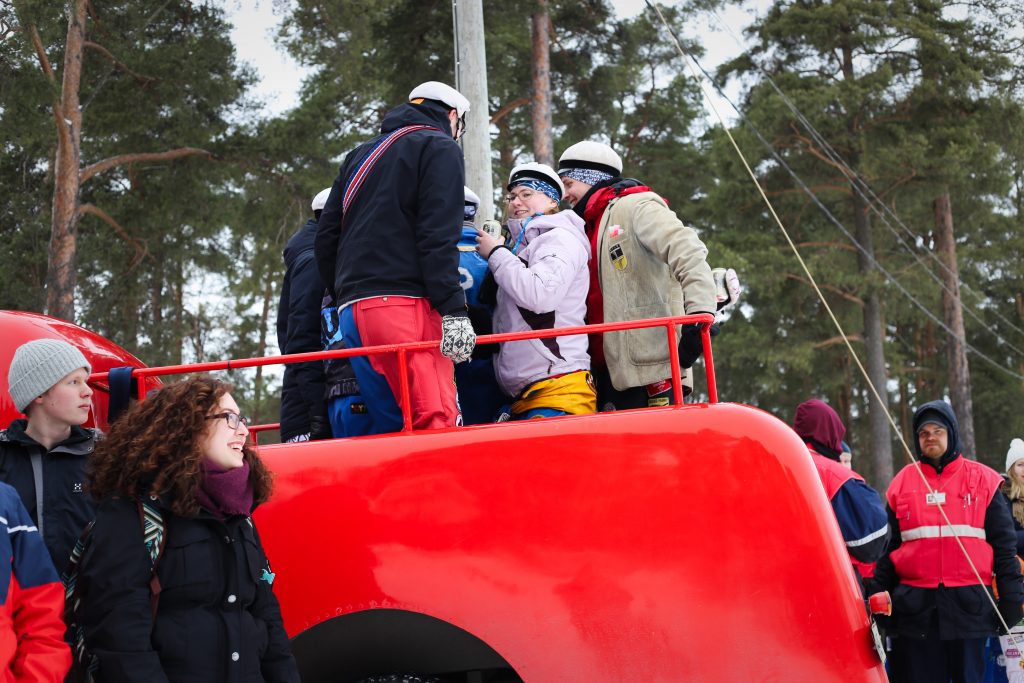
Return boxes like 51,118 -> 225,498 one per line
227,0 -> 766,118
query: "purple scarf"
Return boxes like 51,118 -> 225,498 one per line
197,461 -> 254,519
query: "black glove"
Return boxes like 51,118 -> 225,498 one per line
678,317 -> 719,369
999,600 -> 1023,634
308,413 -> 333,441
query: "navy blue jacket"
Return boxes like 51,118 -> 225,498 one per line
0,421 -> 96,572
314,100 -> 467,316
277,218 -> 328,441
831,477 -> 890,564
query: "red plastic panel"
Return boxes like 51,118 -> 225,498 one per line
256,403 -> 886,682
0,310 -> 160,431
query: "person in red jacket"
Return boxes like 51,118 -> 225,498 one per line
793,400 -> 889,569
0,480 -> 70,680
872,400 -> 1024,683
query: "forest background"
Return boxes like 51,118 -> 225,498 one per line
1,0 -> 1022,488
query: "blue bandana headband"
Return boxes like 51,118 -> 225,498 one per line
510,178 -> 560,203
559,168 -> 614,187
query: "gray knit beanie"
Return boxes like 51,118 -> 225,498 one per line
7,339 -> 91,412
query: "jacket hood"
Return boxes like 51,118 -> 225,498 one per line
793,399 -> 845,458
912,400 -> 961,470
283,218 -> 318,268
380,100 -> 452,136
507,210 -> 588,254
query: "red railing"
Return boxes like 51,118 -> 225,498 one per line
89,314 -> 717,438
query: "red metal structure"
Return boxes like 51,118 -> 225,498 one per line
0,310 -> 161,429
0,310 -> 887,682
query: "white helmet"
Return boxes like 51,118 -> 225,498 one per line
464,186 -> 481,207
311,187 -> 332,212
507,162 -> 564,200
557,140 -> 623,177
408,81 -> 470,117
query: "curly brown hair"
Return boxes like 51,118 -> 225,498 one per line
88,376 -> 274,517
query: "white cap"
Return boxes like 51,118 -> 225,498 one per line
464,186 -> 480,206
1007,438 -> 1024,473
507,162 -> 564,199
311,188 -> 332,212
557,140 -> 623,177
409,81 -> 470,117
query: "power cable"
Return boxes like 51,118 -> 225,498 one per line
709,8 -> 1024,348
642,0 -> 1024,641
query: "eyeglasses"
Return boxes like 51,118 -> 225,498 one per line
506,189 -> 537,203
206,412 -> 249,431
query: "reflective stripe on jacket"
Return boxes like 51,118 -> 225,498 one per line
887,456 -> 1003,588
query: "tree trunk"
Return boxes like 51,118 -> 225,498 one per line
852,191 -> 895,485
933,191 -> 976,457
46,0 -> 87,321
530,0 -> 553,167
839,36 -> 894,485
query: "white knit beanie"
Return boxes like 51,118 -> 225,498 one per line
1007,438 -> 1024,474
7,339 -> 91,412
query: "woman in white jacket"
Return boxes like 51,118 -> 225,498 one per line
475,162 -> 596,419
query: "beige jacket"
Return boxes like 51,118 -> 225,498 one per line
596,191 -> 716,390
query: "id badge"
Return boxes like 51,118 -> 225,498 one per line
926,492 -> 946,505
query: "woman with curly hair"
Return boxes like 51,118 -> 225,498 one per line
75,376 -> 299,683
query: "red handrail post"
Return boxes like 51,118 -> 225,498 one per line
666,323 -> 684,406
136,374 -> 147,404
702,323 -> 718,404
397,348 -> 413,432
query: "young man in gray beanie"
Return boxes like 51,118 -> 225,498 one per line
1,338 -> 97,571
557,140 -> 716,410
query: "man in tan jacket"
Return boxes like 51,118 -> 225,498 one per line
557,141 -> 716,410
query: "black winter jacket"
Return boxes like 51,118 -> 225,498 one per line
1001,484 -> 1024,557
78,497 -> 299,683
277,218 -> 328,441
0,420 -> 96,571
314,100 -> 467,316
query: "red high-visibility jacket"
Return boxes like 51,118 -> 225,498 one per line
887,456 -> 1003,588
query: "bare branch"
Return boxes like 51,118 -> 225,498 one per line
28,24 -> 55,83
795,241 -> 857,253
0,4 -> 20,42
83,40 -> 157,85
490,97 -> 530,125
80,147 -> 212,184
78,203 -> 154,269
783,273 -> 864,306
814,334 -> 863,349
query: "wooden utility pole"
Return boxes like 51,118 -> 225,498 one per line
530,0 -> 553,167
453,0 -> 495,222
933,191 -> 976,457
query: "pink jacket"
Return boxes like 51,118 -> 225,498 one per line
487,210 -> 592,397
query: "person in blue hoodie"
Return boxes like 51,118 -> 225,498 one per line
455,186 -> 507,424
276,188 -> 333,443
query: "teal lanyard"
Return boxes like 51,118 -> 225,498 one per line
509,214 -> 542,254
